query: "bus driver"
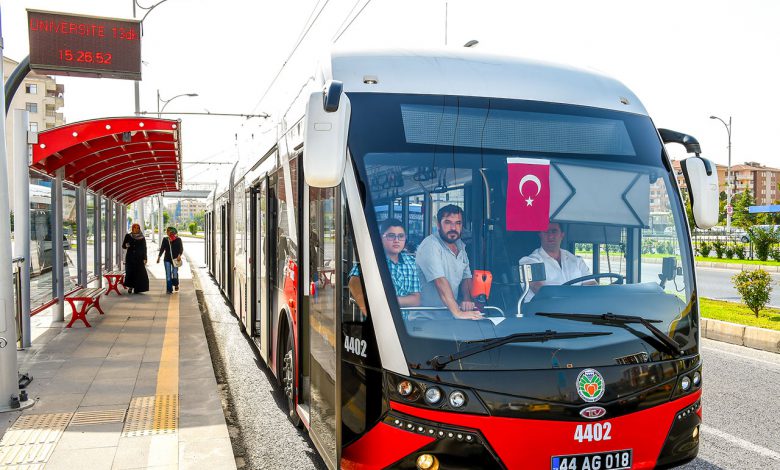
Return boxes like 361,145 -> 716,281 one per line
415,205 -> 482,320
519,222 -> 596,301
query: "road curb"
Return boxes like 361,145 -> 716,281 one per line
695,260 -> 780,272
701,318 -> 780,354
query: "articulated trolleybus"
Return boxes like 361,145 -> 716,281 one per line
205,48 -> 719,470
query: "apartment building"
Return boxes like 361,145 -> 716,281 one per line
731,162 -> 780,205
3,56 -> 66,205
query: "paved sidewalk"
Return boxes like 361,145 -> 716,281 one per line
0,260 -> 235,469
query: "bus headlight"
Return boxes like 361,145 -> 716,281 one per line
680,376 -> 691,392
692,371 -> 701,387
416,454 -> 439,470
424,387 -> 442,405
449,390 -> 467,408
398,380 -> 414,397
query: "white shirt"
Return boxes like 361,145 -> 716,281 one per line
415,233 -> 472,307
519,247 -> 591,300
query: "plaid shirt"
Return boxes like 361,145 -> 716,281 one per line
350,252 -> 421,297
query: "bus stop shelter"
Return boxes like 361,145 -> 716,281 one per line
19,117 -> 182,337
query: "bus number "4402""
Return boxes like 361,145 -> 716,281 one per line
344,335 -> 367,357
574,423 -> 612,443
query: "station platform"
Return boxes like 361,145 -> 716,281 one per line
0,258 -> 236,469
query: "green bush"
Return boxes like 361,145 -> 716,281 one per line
735,244 -> 746,260
724,247 -> 735,259
189,222 -> 198,235
697,241 -> 711,257
772,250 -> 780,262
748,227 -> 779,262
712,240 -> 726,259
732,269 -> 773,317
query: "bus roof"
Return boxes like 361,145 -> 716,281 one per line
324,48 -> 648,115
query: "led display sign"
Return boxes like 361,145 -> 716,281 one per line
27,9 -> 142,80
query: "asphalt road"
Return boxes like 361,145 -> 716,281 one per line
184,237 -> 780,469
696,266 -> 780,307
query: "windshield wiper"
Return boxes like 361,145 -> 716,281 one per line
427,330 -> 612,370
536,312 -> 685,358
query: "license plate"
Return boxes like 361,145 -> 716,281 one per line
552,449 -> 632,470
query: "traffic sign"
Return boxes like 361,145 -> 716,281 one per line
726,204 -> 733,215
27,9 -> 141,80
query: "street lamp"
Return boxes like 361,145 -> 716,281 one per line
157,90 -> 198,118
710,115 -> 732,230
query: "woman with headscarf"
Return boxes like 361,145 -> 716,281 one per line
122,223 -> 149,294
157,227 -> 184,294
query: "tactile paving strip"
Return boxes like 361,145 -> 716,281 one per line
69,409 -> 127,426
122,395 -> 178,437
0,412 -> 72,468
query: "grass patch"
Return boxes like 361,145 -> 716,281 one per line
700,298 -> 780,331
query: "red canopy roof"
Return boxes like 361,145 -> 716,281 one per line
31,117 -> 182,204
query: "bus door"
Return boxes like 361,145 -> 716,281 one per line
304,184 -> 340,469
220,204 -> 227,289
253,178 -> 270,362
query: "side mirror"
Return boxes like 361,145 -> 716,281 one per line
680,156 -> 719,229
303,80 -> 351,188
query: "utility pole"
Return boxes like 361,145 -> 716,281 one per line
710,115 -> 733,230
0,9 -> 32,411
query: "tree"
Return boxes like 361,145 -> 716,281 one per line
192,210 -> 205,229
680,191 -> 696,229
732,269 -> 773,317
163,211 -> 170,226
718,191 -> 727,225
732,190 -> 757,228
188,222 -> 198,235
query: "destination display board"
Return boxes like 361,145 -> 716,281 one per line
27,9 -> 142,80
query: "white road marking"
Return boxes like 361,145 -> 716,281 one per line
701,425 -> 780,461
702,346 -> 780,368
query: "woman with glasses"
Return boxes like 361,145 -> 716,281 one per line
349,218 -> 421,313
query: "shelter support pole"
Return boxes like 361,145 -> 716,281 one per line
115,205 -> 123,270
12,110 -> 31,348
0,32 -> 23,411
106,199 -> 113,272
95,191 -> 102,288
158,194 -> 164,245
53,168 -> 64,322
77,180 -> 88,286
138,197 -> 145,231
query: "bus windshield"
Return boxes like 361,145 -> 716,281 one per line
347,93 -> 697,371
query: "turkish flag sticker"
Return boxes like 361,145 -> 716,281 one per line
506,158 -> 551,231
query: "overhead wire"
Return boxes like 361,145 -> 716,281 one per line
332,0 -> 374,43
250,0 -> 333,114
330,0 -> 363,42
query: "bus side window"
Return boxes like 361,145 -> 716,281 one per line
343,208 -> 369,323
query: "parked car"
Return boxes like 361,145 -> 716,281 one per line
740,225 -> 779,243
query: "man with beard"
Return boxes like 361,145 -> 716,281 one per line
415,204 -> 482,320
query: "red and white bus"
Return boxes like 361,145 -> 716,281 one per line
205,48 -> 718,469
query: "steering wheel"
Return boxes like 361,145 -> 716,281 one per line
480,306 -> 506,317
562,273 -> 625,286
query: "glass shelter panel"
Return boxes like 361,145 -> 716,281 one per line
29,171 -> 55,309
86,192 -> 96,280
62,183 -> 78,291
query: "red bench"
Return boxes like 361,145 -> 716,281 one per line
65,287 -> 106,328
103,270 -> 125,296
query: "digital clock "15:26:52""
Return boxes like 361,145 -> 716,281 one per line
58,49 -> 113,65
